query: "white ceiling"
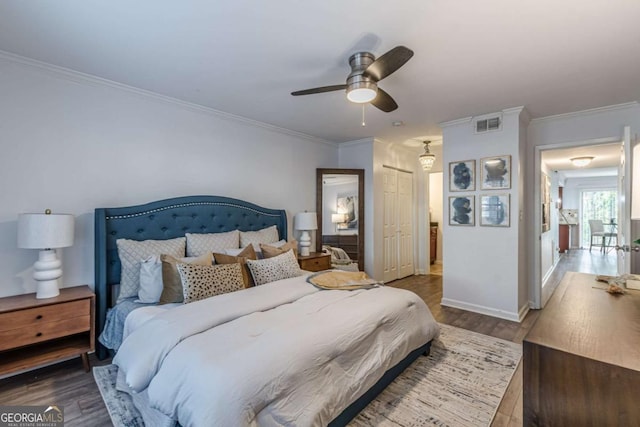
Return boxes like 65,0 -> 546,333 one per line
1,1 -> 639,146
541,142 -> 621,179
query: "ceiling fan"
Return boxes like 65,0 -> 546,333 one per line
291,46 -> 414,113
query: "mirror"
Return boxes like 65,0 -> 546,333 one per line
316,168 -> 365,270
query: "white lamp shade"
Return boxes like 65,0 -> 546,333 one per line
295,212 -> 318,231
18,213 -> 75,249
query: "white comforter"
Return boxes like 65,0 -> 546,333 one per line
114,275 -> 439,426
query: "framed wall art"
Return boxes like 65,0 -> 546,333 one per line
449,160 -> 476,192
480,155 -> 511,190
480,194 -> 510,227
449,195 -> 475,226
336,195 -> 358,230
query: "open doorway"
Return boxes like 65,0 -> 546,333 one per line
539,142 -> 621,303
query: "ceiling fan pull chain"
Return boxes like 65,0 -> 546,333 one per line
362,104 -> 366,127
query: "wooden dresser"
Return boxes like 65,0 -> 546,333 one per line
0,286 -> 95,376
523,272 -> 640,425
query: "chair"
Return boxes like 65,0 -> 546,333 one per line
588,220 -> 616,253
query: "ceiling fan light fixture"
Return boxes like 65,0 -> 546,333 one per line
419,141 -> 436,171
570,156 -> 594,167
346,84 -> 378,103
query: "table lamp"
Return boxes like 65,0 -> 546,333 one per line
295,212 -> 318,257
18,210 -> 75,299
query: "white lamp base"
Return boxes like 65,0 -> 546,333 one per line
33,249 -> 62,299
299,230 -> 311,257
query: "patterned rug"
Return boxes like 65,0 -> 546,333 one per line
93,324 -> 521,427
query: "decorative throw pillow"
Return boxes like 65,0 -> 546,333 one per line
116,237 -> 186,303
246,249 -> 303,286
177,263 -> 244,304
186,230 -> 240,257
240,225 -> 279,251
158,253 -> 213,304
213,245 -> 257,288
261,240 -> 299,259
213,245 -> 258,288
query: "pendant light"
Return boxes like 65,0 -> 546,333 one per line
419,141 -> 436,171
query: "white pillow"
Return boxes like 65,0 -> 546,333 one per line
138,255 -> 163,303
186,230 -> 240,257
239,225 -> 280,251
116,237 -> 186,303
246,249 -> 302,286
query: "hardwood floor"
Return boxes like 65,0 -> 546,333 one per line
0,249 -> 616,426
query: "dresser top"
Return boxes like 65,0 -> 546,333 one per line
0,285 -> 93,313
524,272 -> 640,372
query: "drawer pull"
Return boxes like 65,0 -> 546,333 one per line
36,332 -> 42,337
36,315 -> 43,320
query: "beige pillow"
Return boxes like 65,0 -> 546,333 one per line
159,253 -> 213,304
260,240 -> 298,259
212,245 -> 257,288
246,249 -> 303,286
240,225 -> 280,251
177,263 -> 244,304
185,230 -> 240,257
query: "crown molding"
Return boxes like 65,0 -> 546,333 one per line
339,137 -> 374,148
0,50 -> 335,147
438,116 -> 473,128
530,102 -> 640,124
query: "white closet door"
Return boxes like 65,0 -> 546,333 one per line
397,170 -> 414,279
382,167 -> 415,282
383,168 -> 398,283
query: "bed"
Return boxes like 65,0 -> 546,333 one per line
94,195 -> 439,426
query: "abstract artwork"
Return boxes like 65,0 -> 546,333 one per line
481,155 -> 511,190
449,160 -> 476,192
449,196 -> 475,226
336,195 -> 358,230
480,194 -> 510,227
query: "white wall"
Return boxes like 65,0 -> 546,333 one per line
440,107 -> 526,321
0,54 -> 337,298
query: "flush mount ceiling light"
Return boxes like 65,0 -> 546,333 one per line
570,156 -> 594,167
419,141 -> 436,171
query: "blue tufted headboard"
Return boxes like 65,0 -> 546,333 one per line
94,195 -> 287,358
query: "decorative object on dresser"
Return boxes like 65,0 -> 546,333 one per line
294,211 -> 317,257
523,272 -> 640,425
17,210 -> 75,299
0,285 -> 95,376
331,213 -> 347,232
297,251 -> 331,272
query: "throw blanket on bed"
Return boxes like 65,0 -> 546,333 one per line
307,270 -> 381,290
114,274 -> 439,427
323,245 -> 354,266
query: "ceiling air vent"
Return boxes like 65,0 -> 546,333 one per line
474,114 -> 502,133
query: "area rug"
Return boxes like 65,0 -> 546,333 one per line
93,324 -> 521,427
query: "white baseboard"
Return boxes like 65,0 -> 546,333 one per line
518,303 -> 530,322
441,298 -> 521,322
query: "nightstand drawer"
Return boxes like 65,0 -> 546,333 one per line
299,255 -> 331,272
0,315 -> 91,351
0,299 -> 89,332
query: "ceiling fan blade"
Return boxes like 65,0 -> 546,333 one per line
370,88 -> 398,112
364,46 -> 414,81
291,84 -> 347,96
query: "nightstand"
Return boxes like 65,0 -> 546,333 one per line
0,285 -> 95,377
298,252 -> 331,272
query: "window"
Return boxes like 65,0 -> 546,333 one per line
580,189 -> 618,247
